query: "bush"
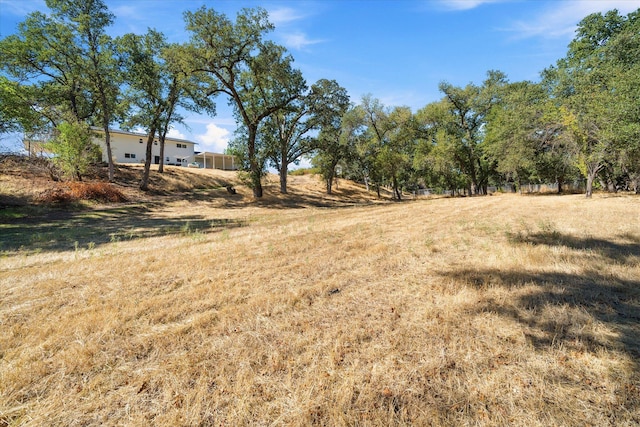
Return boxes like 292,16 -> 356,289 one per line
36,187 -> 75,204
46,120 -> 100,181
37,182 -> 127,204
68,182 -> 127,202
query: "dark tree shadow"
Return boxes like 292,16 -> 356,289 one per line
436,225 -> 640,422
507,230 -> 640,264
440,268 -> 640,360
0,204 -> 247,254
438,226 -> 640,376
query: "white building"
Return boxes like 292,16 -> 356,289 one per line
92,128 -> 195,166
92,128 -> 236,170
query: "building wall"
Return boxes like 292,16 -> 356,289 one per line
92,130 -> 195,165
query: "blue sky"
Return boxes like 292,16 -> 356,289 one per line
1,0 -> 639,155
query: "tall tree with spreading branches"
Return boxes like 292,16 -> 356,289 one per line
182,6 -> 306,197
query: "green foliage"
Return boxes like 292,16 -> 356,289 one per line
409,71 -> 508,195
0,0 -> 120,180
306,80 -> 351,194
3,2 -> 638,197
543,9 -> 640,196
261,78 -> 351,193
483,81 -> 579,189
0,76 -> 47,135
0,10 -> 92,124
46,120 -> 99,180
182,6 -> 307,197
314,104 -> 362,194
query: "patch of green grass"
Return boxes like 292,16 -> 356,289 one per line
0,208 -> 28,220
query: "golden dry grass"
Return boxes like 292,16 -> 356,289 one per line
1,167 -> 639,426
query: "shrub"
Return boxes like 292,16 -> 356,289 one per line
46,120 -> 99,181
36,187 -> 75,204
37,182 -> 127,204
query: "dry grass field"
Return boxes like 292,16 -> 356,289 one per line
1,160 -> 639,426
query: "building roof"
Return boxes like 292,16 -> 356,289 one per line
194,151 -> 234,157
91,127 -> 197,145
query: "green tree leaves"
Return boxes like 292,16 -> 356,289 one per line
183,7 -> 306,197
544,9 -> 640,196
47,120 -> 99,181
2,3 -> 638,197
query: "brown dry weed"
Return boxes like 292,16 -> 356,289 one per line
1,171 -> 639,426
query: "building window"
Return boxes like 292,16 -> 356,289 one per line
124,153 -> 136,159
139,138 -> 143,144
166,157 -> 170,162
154,140 -> 158,145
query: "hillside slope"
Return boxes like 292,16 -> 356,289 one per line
0,156 -> 376,209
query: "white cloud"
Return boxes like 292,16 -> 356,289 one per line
268,7 -> 306,25
195,123 -> 230,153
166,127 -> 186,140
111,5 -> 139,20
281,31 -> 325,50
0,0 -> 46,16
505,0 -> 640,40
438,0 -> 509,11
186,116 -> 237,127
267,6 -> 324,51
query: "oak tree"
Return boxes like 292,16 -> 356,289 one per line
182,7 -> 306,197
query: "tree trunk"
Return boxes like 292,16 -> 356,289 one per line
103,125 -> 115,182
96,76 -> 114,182
251,169 -> 263,198
557,176 -> 563,194
326,162 -> 338,195
140,129 -> 156,191
158,104 -> 175,174
158,138 -> 165,174
586,171 -> 596,198
280,162 -> 288,194
468,145 -> 478,195
392,175 -> 401,200
247,125 -> 263,198
585,162 -> 603,198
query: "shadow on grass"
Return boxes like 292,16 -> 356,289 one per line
438,229 -> 640,377
259,192 -> 376,209
441,268 -> 640,358
0,204 -> 247,254
507,230 -> 640,265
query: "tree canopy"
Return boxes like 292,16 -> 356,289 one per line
1,3 -> 638,196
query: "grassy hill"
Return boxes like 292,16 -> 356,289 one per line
1,157 -> 639,425
0,155 -> 378,210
